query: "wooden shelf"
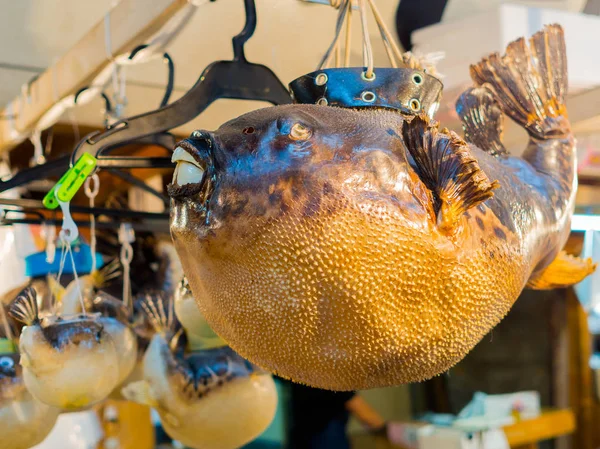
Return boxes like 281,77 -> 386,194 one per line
351,408 -> 575,449
504,409 -> 575,448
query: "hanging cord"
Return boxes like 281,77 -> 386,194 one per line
84,174 -> 100,273
317,0 -> 350,70
104,12 -> 127,122
343,0 -> 352,67
358,0 -> 374,79
366,0 -> 403,65
65,241 -> 86,315
55,193 -> 86,315
51,243 -> 69,314
119,224 -> 134,312
320,0 -> 424,74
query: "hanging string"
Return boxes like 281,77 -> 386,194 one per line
104,12 -> 127,122
366,0 -> 403,63
65,239 -> 86,315
358,0 -> 374,79
119,224 -> 134,312
52,239 -> 69,314
317,0 -> 350,70
344,0 -> 352,67
84,174 -> 100,273
321,0 -> 431,74
55,190 -> 83,315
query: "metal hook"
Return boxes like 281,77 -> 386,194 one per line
56,191 -> 78,244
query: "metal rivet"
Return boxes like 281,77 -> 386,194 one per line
412,74 -> 423,85
361,71 -> 376,81
315,73 -> 328,86
361,91 -> 376,103
317,97 -> 328,106
409,99 -> 421,111
192,130 -> 202,138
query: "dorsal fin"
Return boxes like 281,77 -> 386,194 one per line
141,293 -> 174,337
402,115 -> 500,233
9,287 -> 40,326
91,259 -> 122,288
456,87 -> 507,157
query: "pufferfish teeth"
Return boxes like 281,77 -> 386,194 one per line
172,147 -> 205,186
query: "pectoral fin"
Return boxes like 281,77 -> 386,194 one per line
121,380 -> 181,428
162,412 -> 181,428
121,380 -> 159,409
401,115 -> 500,234
526,251 -> 597,290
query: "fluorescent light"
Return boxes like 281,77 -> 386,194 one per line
572,214 -> 600,231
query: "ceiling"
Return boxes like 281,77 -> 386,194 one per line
0,0 -> 401,135
0,0 -> 593,136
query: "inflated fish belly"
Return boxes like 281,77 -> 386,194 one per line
10,289 -> 120,409
169,25 -> 595,390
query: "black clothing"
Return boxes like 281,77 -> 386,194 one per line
396,0 -> 448,50
286,382 -> 356,449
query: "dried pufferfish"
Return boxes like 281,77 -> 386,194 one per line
169,25 -> 595,390
9,288 -> 121,409
174,277 -> 225,350
122,295 -> 277,449
0,319 -> 59,449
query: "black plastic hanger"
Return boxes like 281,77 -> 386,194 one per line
70,0 -> 292,165
0,198 -> 169,233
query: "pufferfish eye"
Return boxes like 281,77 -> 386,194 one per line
289,123 -> 312,141
0,357 -> 14,369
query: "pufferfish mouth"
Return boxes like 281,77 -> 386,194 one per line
168,140 -> 210,200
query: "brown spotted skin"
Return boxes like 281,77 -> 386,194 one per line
169,101 -> 575,390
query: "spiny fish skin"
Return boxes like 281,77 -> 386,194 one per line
169,25 -> 592,390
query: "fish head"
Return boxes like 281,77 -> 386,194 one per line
39,313 -> 107,350
169,104 -> 426,240
165,346 -> 267,408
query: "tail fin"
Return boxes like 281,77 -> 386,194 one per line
470,24 -> 569,139
9,288 -> 39,326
